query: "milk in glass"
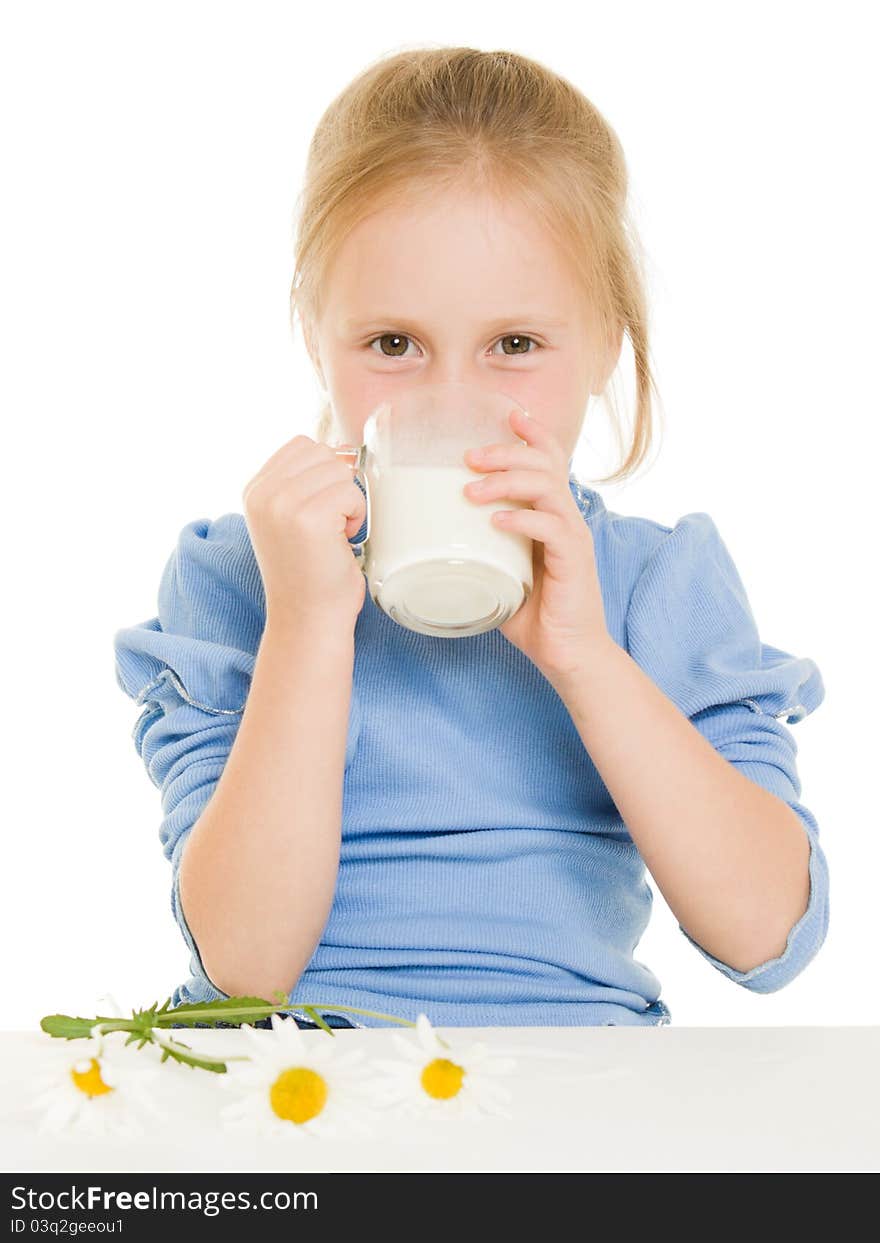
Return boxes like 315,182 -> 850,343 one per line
336,381 -> 535,637
362,460 -> 532,636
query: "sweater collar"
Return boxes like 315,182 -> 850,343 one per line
567,469 -> 605,523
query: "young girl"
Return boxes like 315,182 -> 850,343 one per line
114,46 -> 828,1030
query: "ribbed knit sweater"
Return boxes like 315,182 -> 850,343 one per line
113,470 -> 829,1028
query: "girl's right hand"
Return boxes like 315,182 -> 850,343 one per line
242,435 -> 367,631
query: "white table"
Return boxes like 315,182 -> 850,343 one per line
2,1026 -> 878,1173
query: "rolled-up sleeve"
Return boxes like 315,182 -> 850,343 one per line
113,513 -> 265,996
624,511 -> 829,993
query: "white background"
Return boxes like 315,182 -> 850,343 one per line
2,0 -> 876,1031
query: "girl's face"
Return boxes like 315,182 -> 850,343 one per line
305,185 -> 621,462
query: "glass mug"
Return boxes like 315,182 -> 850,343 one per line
332,381 -> 534,638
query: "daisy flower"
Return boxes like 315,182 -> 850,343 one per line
365,1013 -> 517,1122
23,1023 -> 165,1139
218,1012 -> 378,1140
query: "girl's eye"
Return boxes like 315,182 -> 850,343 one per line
491,334 -> 539,356
368,333 -> 416,358
366,332 -> 540,358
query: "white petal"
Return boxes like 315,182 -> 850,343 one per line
480,1056 -> 518,1076
238,1022 -> 272,1050
331,1049 -> 367,1072
95,993 -> 125,1018
467,1076 -> 513,1107
42,1095 -> 81,1132
389,1032 -> 424,1062
415,1014 -> 440,1051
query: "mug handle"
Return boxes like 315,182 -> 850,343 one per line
333,444 -> 370,563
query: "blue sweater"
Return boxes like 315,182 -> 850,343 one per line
113,471 -> 829,1028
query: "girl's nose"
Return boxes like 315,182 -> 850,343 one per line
426,369 -> 494,393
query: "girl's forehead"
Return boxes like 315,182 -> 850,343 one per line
323,191 -> 584,322
353,182 -> 544,239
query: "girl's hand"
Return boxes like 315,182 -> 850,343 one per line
242,435 -> 367,631
462,407 -> 613,681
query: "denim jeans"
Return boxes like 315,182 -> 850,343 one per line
259,1012 -> 356,1030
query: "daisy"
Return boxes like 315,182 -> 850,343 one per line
364,1013 -> 517,1122
23,1024 -> 165,1139
218,1012 -> 378,1140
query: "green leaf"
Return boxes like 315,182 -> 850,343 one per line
150,1033 -> 233,1074
40,1015 -> 114,1039
301,1006 -> 335,1036
152,996 -> 289,1028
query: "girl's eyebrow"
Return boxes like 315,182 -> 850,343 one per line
342,314 -> 568,332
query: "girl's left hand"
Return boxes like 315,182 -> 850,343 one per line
462,406 -> 612,681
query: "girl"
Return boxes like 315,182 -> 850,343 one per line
114,47 -> 828,1030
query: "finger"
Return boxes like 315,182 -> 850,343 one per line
246,454 -> 360,513
247,434 -> 326,484
504,405 -> 564,463
307,476 -> 367,538
501,405 -> 569,474
463,440 -> 551,473
490,507 -> 570,563
464,468 -> 573,517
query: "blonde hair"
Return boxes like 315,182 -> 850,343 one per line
289,46 -> 662,485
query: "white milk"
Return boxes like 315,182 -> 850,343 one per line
361,462 -> 533,636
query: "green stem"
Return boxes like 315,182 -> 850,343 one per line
293,1004 -> 451,1049
149,1028 -> 250,1069
44,999 -> 452,1054
151,1003 -> 289,1026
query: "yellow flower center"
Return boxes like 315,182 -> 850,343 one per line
269,1066 -> 329,1124
420,1057 -> 466,1100
70,1058 -> 113,1098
